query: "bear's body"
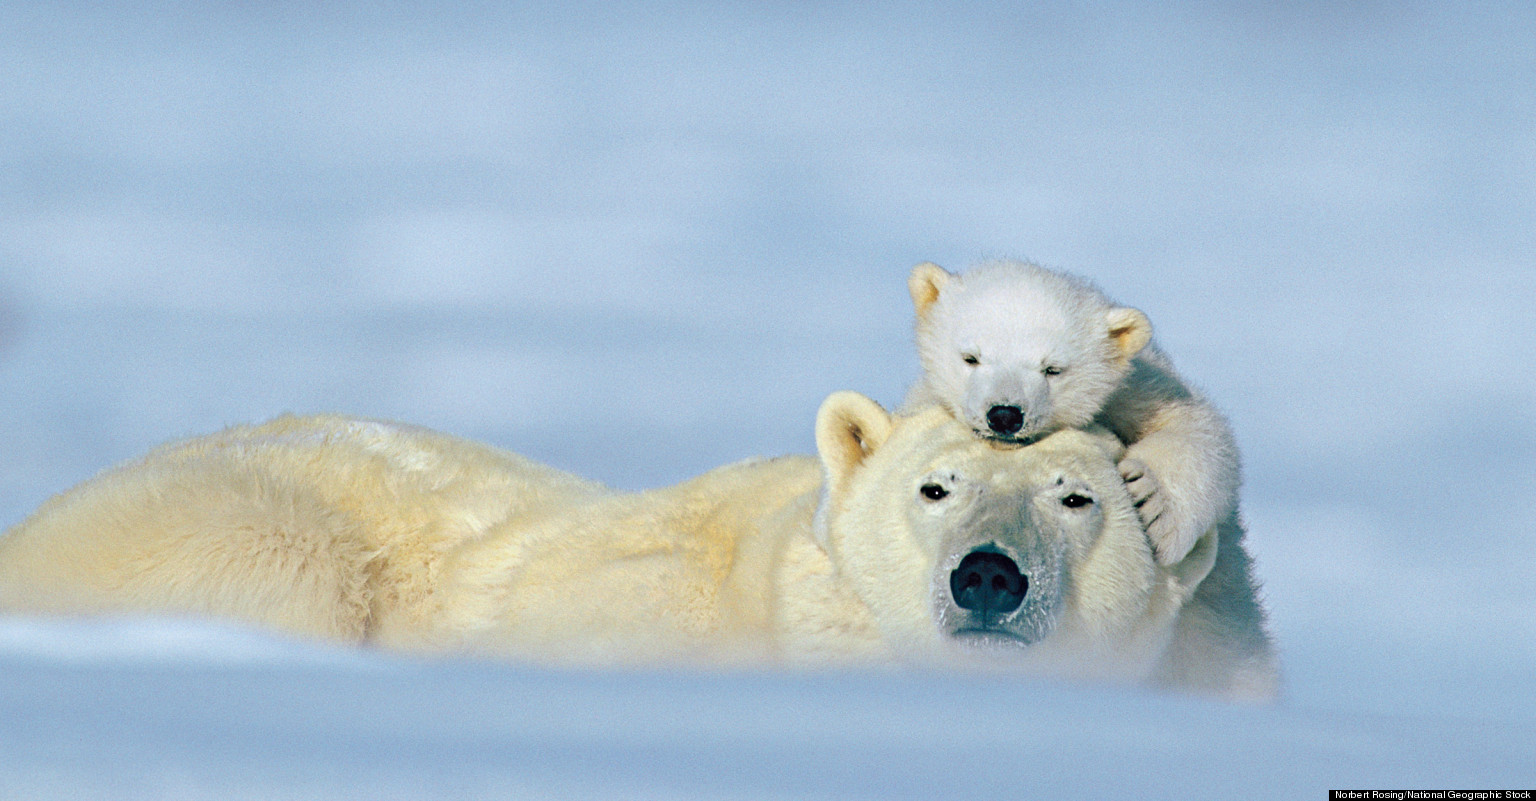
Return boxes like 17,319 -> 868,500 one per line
904,260 -> 1242,567
0,415 -> 610,644
0,396 -> 1276,699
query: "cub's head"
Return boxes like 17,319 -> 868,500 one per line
814,392 -> 1216,678
908,260 -> 1151,442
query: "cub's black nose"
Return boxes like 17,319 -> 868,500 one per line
985,405 -> 1024,436
950,550 -> 1026,615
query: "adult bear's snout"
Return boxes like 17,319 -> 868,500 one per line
949,549 -> 1027,615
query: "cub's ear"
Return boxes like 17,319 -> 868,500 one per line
1105,307 -> 1152,362
815,391 -> 893,496
908,262 -> 953,319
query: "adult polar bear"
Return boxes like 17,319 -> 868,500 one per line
0,394 -> 1277,700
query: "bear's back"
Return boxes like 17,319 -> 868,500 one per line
0,415 -> 610,642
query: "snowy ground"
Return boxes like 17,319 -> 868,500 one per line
2,620 -> 1531,801
2,3 -> 1533,797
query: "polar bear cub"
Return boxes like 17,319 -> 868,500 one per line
904,260 -> 1241,566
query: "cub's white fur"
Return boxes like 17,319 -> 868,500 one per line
904,260 -> 1242,566
0,396 -> 1276,700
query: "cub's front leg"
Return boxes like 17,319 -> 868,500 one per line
1099,352 -> 1241,566
1117,412 -> 1239,566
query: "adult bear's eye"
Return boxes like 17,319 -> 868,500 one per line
961,353 -> 980,366
920,483 -> 949,501
1060,493 -> 1093,508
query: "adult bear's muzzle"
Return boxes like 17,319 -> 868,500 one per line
932,502 -> 1066,649
949,549 -> 1027,616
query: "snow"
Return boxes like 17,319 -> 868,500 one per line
0,623 -> 1529,801
2,2 -> 1534,797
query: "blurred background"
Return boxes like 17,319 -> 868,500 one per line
2,0 -> 1533,729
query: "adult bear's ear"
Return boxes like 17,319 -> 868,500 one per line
1168,525 -> 1219,603
908,262 -> 953,319
815,391 -> 893,496
1106,306 -> 1152,362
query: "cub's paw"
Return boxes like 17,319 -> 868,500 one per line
1118,457 -> 1195,566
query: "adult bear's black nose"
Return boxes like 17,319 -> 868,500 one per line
985,405 -> 1024,436
950,550 -> 1027,615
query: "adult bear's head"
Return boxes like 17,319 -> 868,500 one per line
812,392 -> 1218,679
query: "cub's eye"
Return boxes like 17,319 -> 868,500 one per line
1060,493 -> 1093,508
961,353 -> 980,366
1042,365 -> 1064,376
920,483 -> 950,501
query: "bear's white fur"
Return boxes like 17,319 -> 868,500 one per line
904,260 -> 1242,567
0,396 -> 1276,700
